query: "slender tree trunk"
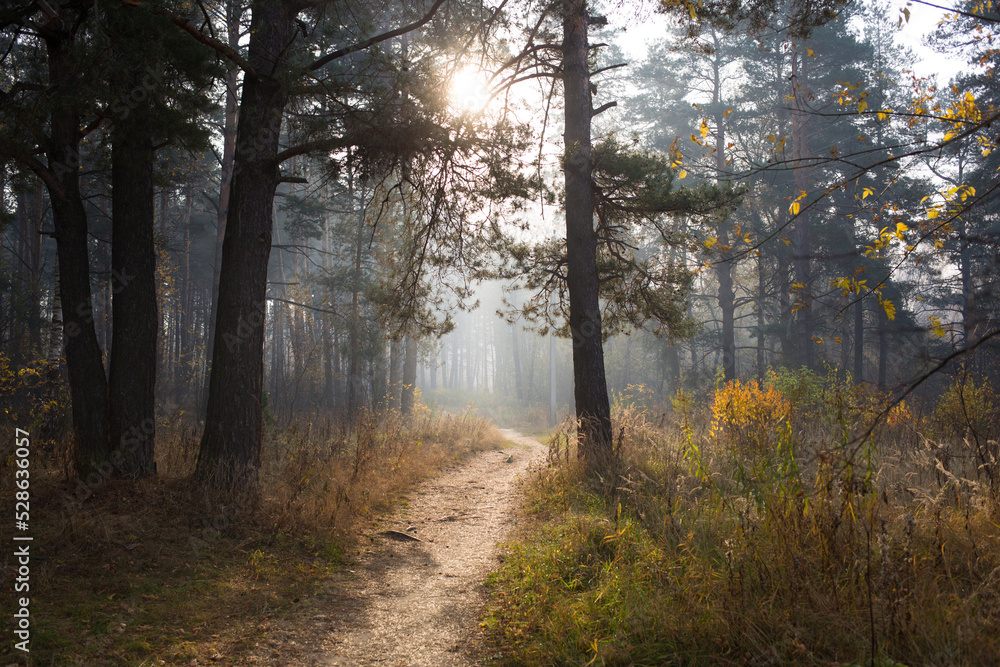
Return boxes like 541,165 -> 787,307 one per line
854,298 -> 864,382
877,308 -> 888,390
791,45 -> 813,369
197,0 -> 296,492
157,188 -> 169,387
178,190 -> 194,404
665,342 -> 680,394
16,183 -> 44,355
401,335 -> 417,416
757,250 -> 767,381
108,121 -> 157,478
510,322 -> 523,400
346,167 -> 364,416
563,0 -> 612,470
712,35 -> 736,382
958,216 -> 976,348
388,338 -> 402,411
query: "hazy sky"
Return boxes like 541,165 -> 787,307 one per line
608,0 -> 965,83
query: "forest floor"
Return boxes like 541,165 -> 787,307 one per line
246,429 -> 546,666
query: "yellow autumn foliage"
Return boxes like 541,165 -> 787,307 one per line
711,379 -> 791,454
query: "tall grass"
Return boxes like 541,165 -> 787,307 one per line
484,371 -> 1000,666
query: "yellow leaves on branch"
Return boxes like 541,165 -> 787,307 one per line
788,190 -> 807,215
659,0 -> 703,20
927,314 -> 947,338
834,81 -> 872,116
830,276 -> 868,297
668,135 -> 686,177
921,184 -> 976,222
864,222 -> 909,257
880,295 -> 897,321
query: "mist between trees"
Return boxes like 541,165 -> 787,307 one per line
0,0 -> 997,492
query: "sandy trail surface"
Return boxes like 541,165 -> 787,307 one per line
248,429 -> 545,666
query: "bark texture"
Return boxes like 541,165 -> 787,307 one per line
197,0 -> 296,491
562,0 -> 613,471
109,121 -> 158,478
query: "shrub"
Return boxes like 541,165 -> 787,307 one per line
711,378 -> 791,455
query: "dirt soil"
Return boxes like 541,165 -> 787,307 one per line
247,429 -> 545,666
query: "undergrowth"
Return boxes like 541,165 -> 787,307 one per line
0,389 -> 505,666
483,370 -> 1000,666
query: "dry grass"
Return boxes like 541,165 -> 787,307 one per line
0,406 -> 506,665
484,373 -> 1000,666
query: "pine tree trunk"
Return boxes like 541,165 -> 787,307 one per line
178,190 -> 194,405
712,37 -> 736,382
44,33 -> 112,479
878,308 -> 888,390
388,338 -> 402,411
401,335 -> 417,416
109,122 -> 157,478
197,0 -> 296,492
853,298 -> 864,382
757,251 -> 767,381
346,168 -> 364,417
791,46 -> 813,369
202,1 -> 241,420
563,0 -> 612,471
16,183 -> 44,355
510,322 -> 523,400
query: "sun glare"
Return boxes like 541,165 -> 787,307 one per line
449,66 -> 493,113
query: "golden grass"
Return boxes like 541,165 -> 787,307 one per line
483,375 -> 1000,666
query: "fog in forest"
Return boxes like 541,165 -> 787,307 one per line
2,0 -> 999,661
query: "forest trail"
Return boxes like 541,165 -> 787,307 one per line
248,429 -> 546,666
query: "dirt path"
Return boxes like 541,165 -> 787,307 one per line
248,429 -> 545,666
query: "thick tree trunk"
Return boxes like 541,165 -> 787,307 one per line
44,34 -> 112,479
202,2 -> 241,419
197,0 -> 296,492
563,0 -> 612,471
109,123 -> 157,478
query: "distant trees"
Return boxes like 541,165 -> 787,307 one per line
1,0 -> 997,495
